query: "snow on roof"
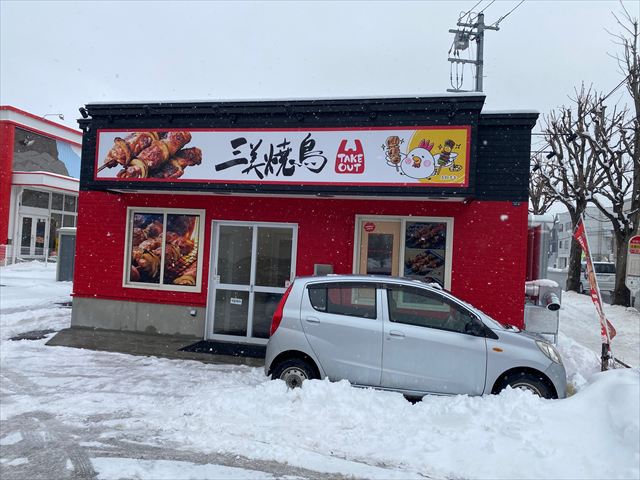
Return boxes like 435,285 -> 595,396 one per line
481,109 -> 540,115
0,105 -> 82,145
85,92 -> 486,106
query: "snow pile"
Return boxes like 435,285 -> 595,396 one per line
0,261 -> 71,311
560,291 -> 640,368
548,267 -> 568,273
1,262 -> 639,479
0,262 -> 72,340
527,278 -> 559,287
136,370 -> 640,480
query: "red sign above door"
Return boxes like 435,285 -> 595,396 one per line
363,222 -> 376,232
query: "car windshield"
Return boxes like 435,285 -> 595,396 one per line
478,312 -> 508,330
594,263 -> 615,274
437,291 -> 507,330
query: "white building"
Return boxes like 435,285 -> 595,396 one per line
0,106 -> 81,265
553,206 -> 615,268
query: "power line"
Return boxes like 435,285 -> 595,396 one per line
478,0 -> 495,15
491,0 -> 525,28
458,0 -> 484,22
466,0 -> 495,24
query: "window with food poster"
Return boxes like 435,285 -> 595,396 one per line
403,222 -> 448,286
355,216 -> 453,290
123,208 -> 205,292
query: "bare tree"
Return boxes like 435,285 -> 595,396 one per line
529,155 -> 555,215
586,5 -> 640,306
534,85 -> 607,291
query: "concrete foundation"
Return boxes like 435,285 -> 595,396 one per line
71,297 -> 206,337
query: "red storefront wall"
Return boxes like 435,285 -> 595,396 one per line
73,190 -> 529,328
0,123 -> 14,252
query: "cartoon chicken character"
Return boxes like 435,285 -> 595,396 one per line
399,139 -> 436,180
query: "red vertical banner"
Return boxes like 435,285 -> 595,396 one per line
573,217 -> 617,344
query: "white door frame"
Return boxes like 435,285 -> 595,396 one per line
17,214 -> 49,259
353,215 -> 454,290
205,220 -> 298,344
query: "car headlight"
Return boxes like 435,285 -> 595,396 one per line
536,340 -> 563,365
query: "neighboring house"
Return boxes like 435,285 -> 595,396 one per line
0,106 -> 82,264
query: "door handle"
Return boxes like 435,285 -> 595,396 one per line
389,330 -> 405,338
305,316 -> 320,324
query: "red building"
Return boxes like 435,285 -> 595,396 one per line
70,96 -> 537,348
0,106 -> 82,264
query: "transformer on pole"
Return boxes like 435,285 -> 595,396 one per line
447,13 -> 499,92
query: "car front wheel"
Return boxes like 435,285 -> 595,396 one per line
271,358 -> 317,389
501,372 -> 555,399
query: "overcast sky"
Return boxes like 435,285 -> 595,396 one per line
1,0 -> 635,149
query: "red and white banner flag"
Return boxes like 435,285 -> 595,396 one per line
573,217 -> 617,343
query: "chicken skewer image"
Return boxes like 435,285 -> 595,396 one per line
154,147 -> 203,179
117,131 -> 192,179
98,132 -> 161,172
129,214 -> 199,285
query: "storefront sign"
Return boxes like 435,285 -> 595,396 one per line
95,127 -> 471,188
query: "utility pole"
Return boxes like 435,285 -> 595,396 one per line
448,13 -> 499,92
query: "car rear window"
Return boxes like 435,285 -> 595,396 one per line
594,263 -> 615,274
307,283 -> 377,319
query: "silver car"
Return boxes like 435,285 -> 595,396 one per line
265,276 -> 566,399
580,262 -> 616,294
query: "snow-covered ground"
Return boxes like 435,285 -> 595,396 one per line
1,262 -> 639,480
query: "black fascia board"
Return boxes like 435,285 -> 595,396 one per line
474,111 -> 539,202
479,111 -> 539,128
79,96 -> 486,198
83,95 -> 486,119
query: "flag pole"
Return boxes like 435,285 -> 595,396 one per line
574,214 -> 614,370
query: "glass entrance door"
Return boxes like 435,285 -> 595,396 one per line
19,216 -> 48,258
208,222 -> 296,343
358,220 -> 401,276
356,216 -> 453,289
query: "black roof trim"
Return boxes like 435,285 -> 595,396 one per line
82,96 -> 487,118
480,111 -> 539,127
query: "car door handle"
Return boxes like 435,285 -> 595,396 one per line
389,330 -> 405,338
305,316 -> 320,324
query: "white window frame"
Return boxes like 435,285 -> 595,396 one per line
205,220 -> 298,343
122,207 -> 206,293
353,214 -> 454,290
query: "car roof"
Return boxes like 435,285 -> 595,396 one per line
295,274 -> 444,290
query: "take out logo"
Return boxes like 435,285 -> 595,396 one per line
335,139 -> 365,174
